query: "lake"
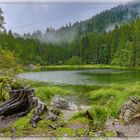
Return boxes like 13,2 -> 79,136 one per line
17,68 -> 140,85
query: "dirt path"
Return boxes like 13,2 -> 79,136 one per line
0,115 -> 18,128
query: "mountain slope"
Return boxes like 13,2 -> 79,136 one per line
30,1 -> 140,43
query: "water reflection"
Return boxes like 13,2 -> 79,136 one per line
17,69 -> 140,85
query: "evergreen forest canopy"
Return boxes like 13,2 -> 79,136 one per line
1,1 -> 140,68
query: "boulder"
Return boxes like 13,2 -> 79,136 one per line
51,96 -> 69,110
120,96 -> 140,124
46,113 -> 59,121
25,64 -> 36,70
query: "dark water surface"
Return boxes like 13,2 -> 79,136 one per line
17,69 -> 140,85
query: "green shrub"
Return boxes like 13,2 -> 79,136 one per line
65,56 -> 82,65
89,105 -> 108,124
0,49 -> 17,68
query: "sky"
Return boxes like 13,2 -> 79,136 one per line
0,0 -> 133,35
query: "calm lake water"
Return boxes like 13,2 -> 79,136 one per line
17,69 -> 140,85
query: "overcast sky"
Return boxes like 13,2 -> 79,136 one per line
0,0 -> 133,34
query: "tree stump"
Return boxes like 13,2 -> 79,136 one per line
0,88 -> 34,117
0,78 -> 64,128
0,88 -> 47,127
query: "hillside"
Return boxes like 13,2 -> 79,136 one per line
30,1 -> 140,43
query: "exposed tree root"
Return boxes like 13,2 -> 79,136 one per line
0,88 -> 48,127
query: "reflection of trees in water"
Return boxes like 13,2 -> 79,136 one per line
17,69 -> 140,85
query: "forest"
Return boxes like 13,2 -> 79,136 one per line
0,2 -> 140,68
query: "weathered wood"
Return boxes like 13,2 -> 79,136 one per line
0,88 -> 47,128
0,88 -> 34,116
30,96 -> 47,128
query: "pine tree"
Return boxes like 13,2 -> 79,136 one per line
0,8 -> 5,32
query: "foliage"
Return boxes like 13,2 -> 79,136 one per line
0,49 -> 17,68
65,56 -> 82,65
111,41 -> 134,66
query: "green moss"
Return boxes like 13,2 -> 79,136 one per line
105,131 -> 118,137
70,111 -> 86,120
75,128 -> 87,136
3,131 -> 11,137
56,127 -> 75,136
69,117 -> 89,125
11,111 -> 33,136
